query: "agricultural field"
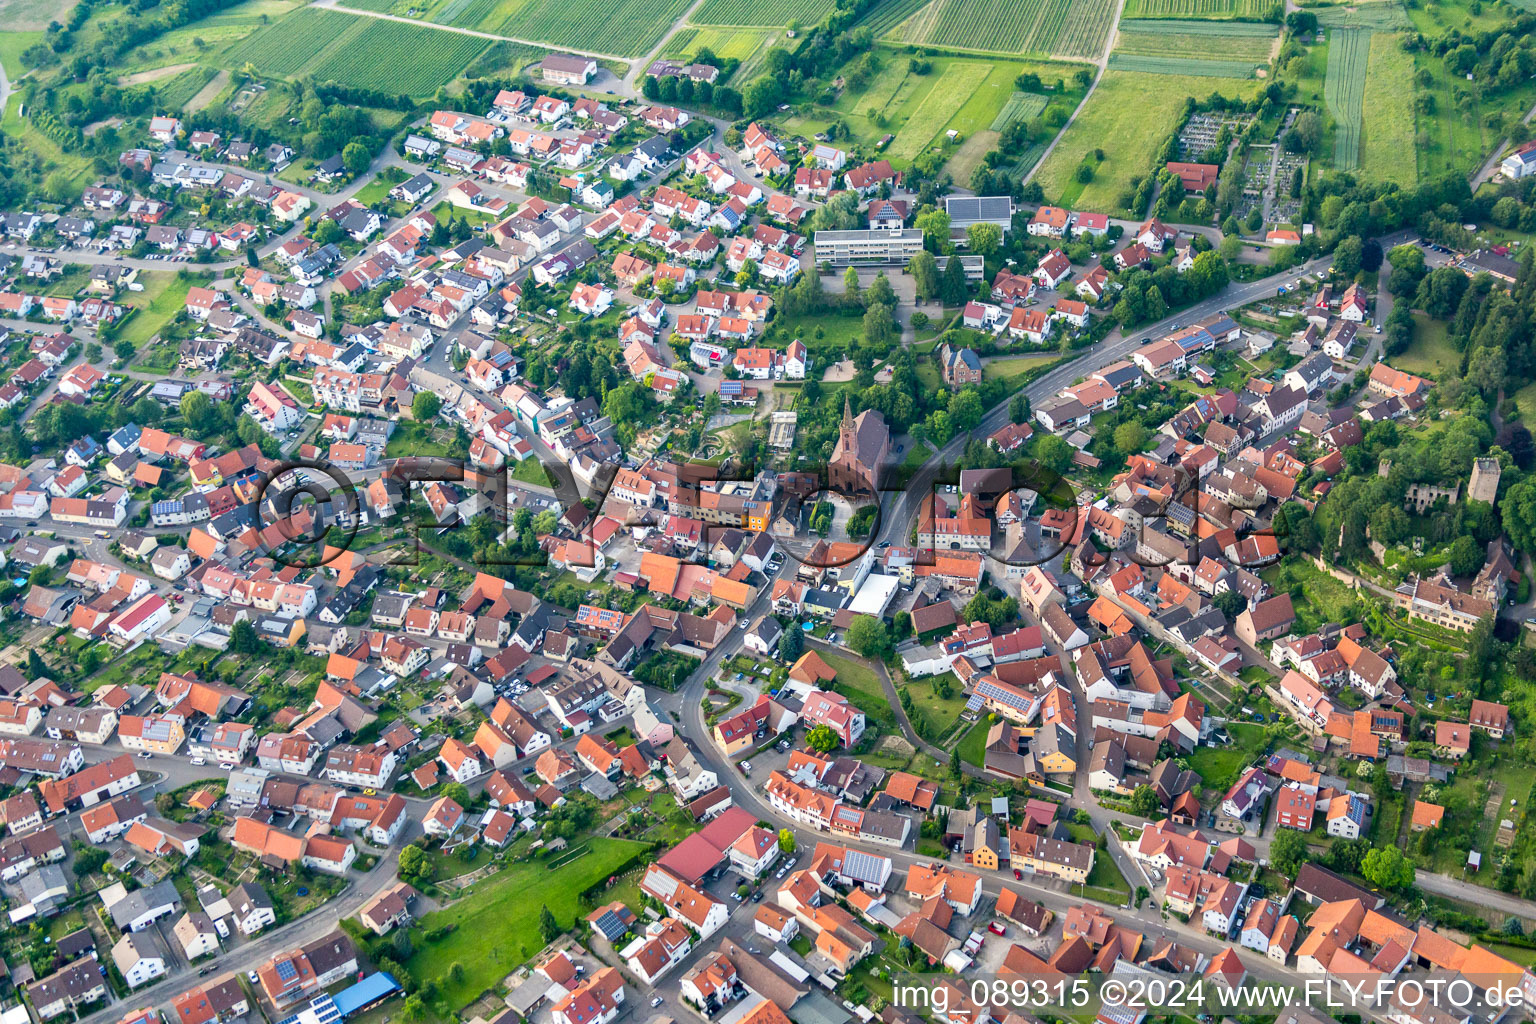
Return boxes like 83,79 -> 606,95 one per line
433,0 -> 693,55
116,0 -> 303,74
223,7 -> 488,92
1358,31 -> 1415,183
1114,18 -> 1277,61
1313,3 -> 1409,27
1106,53 -> 1263,76
691,0 -> 834,25
1323,27 -> 1370,169
307,20 -> 490,93
223,7 -> 364,78
991,91 -> 1049,130
1120,0 -> 1274,18
871,0 -> 1116,58
1035,69 -> 1260,211
153,65 -> 222,109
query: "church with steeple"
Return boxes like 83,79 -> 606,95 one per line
829,396 -> 890,496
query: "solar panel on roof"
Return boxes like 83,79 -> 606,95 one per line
275,960 -> 299,982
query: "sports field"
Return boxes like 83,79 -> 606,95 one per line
432,0 -> 692,54
868,0 -> 1117,58
1323,26 -> 1370,169
1035,69 -> 1260,211
1358,31 -> 1415,183
1120,0 -> 1273,17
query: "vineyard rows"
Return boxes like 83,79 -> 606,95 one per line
433,0 -> 506,28
495,0 -> 692,54
307,19 -> 490,93
990,90 -> 1048,130
1115,29 -> 1275,60
692,0 -> 834,25
225,8 -> 363,78
1120,0 -> 1272,19
1053,0 -> 1116,56
858,0 -> 932,38
870,0 -> 1112,55
1324,26 -> 1371,168
1105,52 -> 1259,75
1118,16 -> 1276,32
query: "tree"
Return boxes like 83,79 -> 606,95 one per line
910,250 -> 940,303
1270,828 -> 1309,876
342,141 -> 372,176
1447,534 -> 1483,576
1035,434 -> 1073,474
843,265 -> 862,304
939,254 -> 969,306
398,844 -> 432,885
180,390 -> 215,434
441,782 -> 469,806
1287,110 -> 1324,154
539,905 -> 561,942
914,208 -> 951,251
966,222 -> 1001,256
1213,590 -> 1247,620
229,618 -> 260,655
1009,394 -> 1031,424
806,723 -> 839,753
402,996 -> 427,1023
1128,784 -> 1159,817
1362,845 -> 1415,890
1333,235 -> 1364,278
1113,421 -> 1148,454
779,627 -> 804,661
846,614 -> 890,657
1419,266 -> 1469,318
412,391 -> 443,421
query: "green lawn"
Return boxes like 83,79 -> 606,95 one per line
0,31 -> 44,78
824,651 -> 896,730
984,352 -> 1062,389
509,457 -> 552,487
122,272 -> 208,349
406,838 -> 648,1011
1392,313 -> 1461,379
385,420 -> 459,457
431,201 -> 500,228
957,717 -> 991,768
900,673 -> 968,743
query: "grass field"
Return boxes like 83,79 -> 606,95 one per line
1106,53 -> 1260,75
1,96 -> 95,192
121,272 -> 203,349
1036,69 -> 1259,211
1323,27 -> 1370,169
154,65 -> 221,109
1312,1 -> 1410,25
407,839 -> 647,1010
824,652 -> 896,730
433,0 -> 692,55
1358,31 -> 1415,183
779,52 -> 1080,172
875,0 -> 1116,57
661,25 -> 776,76
1121,0 -> 1273,17
1393,313 -> 1461,379
691,0 -> 833,24
0,30 -> 43,77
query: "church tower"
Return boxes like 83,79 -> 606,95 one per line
839,394 -> 856,452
